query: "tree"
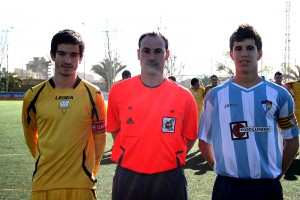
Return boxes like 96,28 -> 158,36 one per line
258,65 -> 273,78
156,21 -> 185,79
91,55 -> 126,92
216,52 -> 234,76
216,61 -> 234,76
216,51 -> 273,79
164,53 -> 185,81
0,68 -> 22,92
284,65 -> 300,81
199,75 -> 211,87
91,27 -> 127,92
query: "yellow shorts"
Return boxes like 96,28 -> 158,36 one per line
31,188 -> 97,200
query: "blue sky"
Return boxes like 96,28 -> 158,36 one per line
1,0 -> 299,80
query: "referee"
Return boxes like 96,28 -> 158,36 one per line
107,32 -> 198,200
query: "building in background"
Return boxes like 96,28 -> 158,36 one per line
26,57 -> 52,79
14,57 -> 52,79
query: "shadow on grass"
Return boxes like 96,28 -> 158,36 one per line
284,156 -> 300,181
100,149 -> 113,165
185,150 -> 213,175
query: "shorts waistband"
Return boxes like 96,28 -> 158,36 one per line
118,165 -> 183,176
217,174 -> 280,182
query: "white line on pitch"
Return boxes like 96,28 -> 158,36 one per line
0,154 -> 27,157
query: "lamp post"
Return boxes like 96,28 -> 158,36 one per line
4,26 -> 14,92
5,54 -> 9,92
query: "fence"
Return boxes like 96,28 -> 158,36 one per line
0,92 -> 109,101
0,92 -> 26,100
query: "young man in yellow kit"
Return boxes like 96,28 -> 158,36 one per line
22,29 -> 107,200
189,77 -> 205,121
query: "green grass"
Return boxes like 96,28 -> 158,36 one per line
0,101 -> 300,199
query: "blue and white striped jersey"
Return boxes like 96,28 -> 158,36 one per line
198,77 -> 299,179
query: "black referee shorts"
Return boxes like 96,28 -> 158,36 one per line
212,174 -> 283,200
112,165 -> 187,200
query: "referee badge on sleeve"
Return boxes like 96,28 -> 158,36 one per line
162,117 -> 176,133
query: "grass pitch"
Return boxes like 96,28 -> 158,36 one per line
0,100 -> 299,199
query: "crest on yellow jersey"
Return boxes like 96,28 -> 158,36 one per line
58,100 -> 70,115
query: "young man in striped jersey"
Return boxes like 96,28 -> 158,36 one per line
198,24 -> 299,200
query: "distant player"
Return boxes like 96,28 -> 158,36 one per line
286,73 -> 300,124
204,75 -> 218,96
274,71 -> 289,90
22,29 -> 107,200
168,75 -> 177,82
121,70 -> 131,80
189,77 -> 205,121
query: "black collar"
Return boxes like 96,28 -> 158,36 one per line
49,76 -> 81,89
140,77 -> 165,88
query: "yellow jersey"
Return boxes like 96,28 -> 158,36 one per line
286,81 -> 300,109
189,87 -> 205,121
22,77 -> 106,191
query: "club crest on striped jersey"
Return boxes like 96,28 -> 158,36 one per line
162,117 -> 176,133
58,100 -> 70,115
261,100 -> 272,113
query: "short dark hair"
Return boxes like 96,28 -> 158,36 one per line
191,78 -> 199,86
274,71 -> 283,77
138,32 -> 169,50
51,29 -> 85,57
210,75 -> 218,80
168,76 -> 176,82
122,70 -> 131,79
229,24 -> 262,52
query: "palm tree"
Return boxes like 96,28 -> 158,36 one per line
216,61 -> 234,76
216,51 -> 234,77
216,51 -> 274,79
0,71 -> 22,92
164,54 -> 185,81
91,55 -> 126,92
91,24 -> 127,92
284,65 -> 300,81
